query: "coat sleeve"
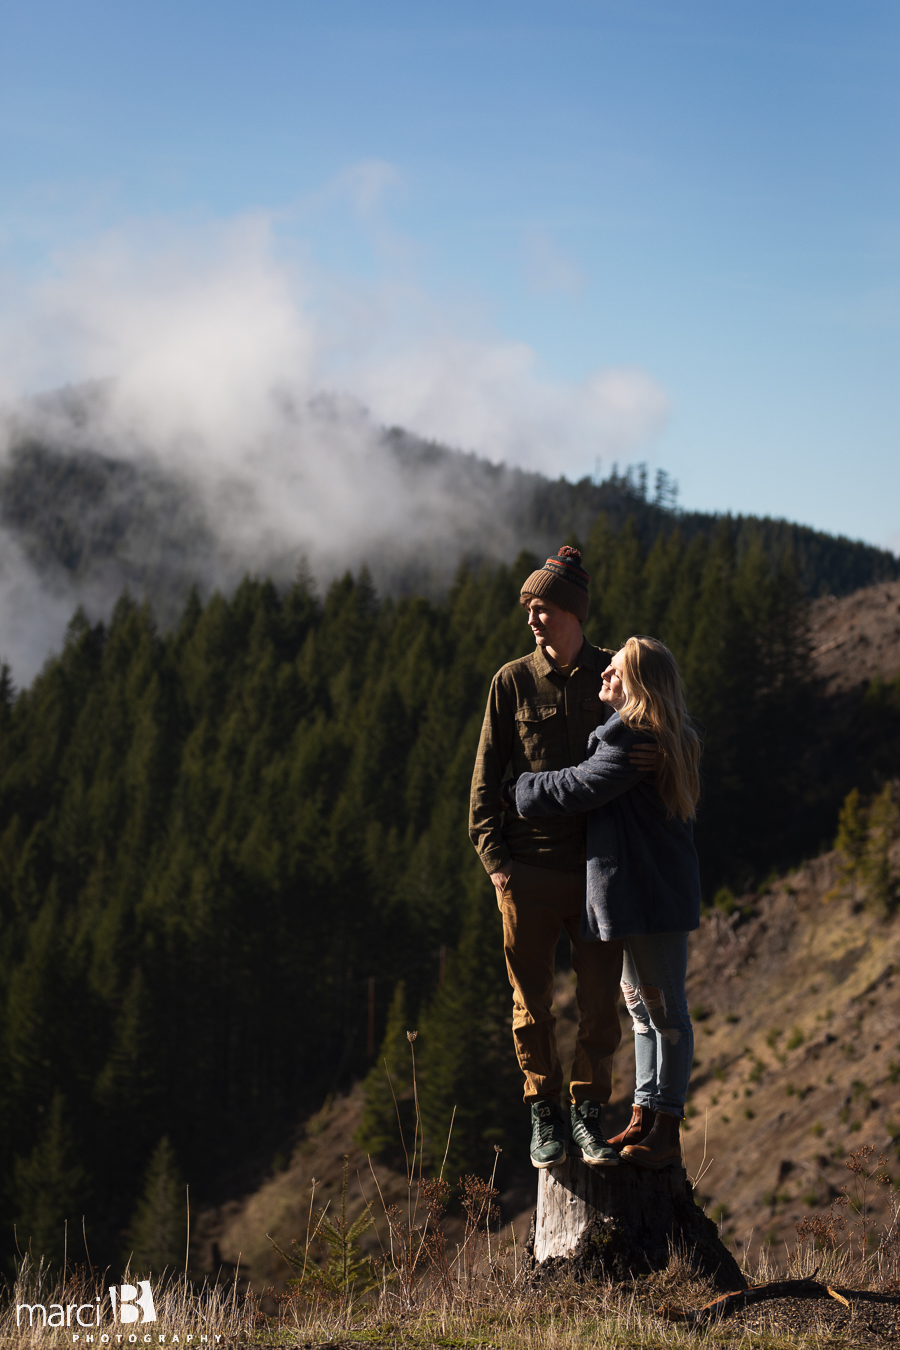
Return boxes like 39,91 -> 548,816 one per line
513,725 -> 648,818
468,672 -> 516,874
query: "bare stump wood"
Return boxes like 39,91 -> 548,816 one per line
525,1158 -> 744,1290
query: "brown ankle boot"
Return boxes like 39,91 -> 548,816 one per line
621,1109 -> 682,1169
606,1104 -> 655,1153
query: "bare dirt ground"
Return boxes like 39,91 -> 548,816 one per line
810,578 -> 900,694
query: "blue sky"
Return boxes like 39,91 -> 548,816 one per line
1,0 -> 898,548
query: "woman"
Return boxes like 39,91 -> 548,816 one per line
506,636 -> 702,1170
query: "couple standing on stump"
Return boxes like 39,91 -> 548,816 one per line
469,546 -> 702,1172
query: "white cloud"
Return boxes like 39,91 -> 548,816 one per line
351,334 -> 668,475
0,189 -> 670,680
0,197 -> 667,478
0,530 -> 76,686
0,214 -> 316,457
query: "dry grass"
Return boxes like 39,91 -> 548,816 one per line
4,1070 -> 898,1350
0,1259 -> 257,1349
7,1150 -> 896,1350
0,1255 -> 740,1350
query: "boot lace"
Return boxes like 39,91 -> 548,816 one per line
533,1104 -> 559,1145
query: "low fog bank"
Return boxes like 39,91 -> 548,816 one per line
0,209 -> 677,684
2,381 -> 897,688
0,382 -> 634,683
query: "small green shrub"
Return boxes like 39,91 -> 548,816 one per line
713,886 -> 736,915
829,782 -> 900,914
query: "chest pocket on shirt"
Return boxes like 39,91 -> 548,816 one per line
515,704 -> 559,743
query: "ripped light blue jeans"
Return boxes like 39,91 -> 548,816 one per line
621,932 -> 693,1119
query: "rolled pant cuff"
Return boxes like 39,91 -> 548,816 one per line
649,1097 -> 685,1119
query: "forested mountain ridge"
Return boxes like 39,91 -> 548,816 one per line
1,394 -> 896,641
386,426 -> 900,599
1,508 -> 899,1274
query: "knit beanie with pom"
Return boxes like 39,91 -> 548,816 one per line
520,545 -> 591,623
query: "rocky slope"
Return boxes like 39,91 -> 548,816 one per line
810,578 -> 900,695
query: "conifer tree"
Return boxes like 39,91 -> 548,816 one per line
598,517 -> 645,645
417,887 -> 521,1179
93,970 -> 159,1176
641,530 -> 686,637
0,662 -> 13,733
355,981 -> 415,1161
658,532 -> 709,658
12,1093 -> 90,1268
125,1137 -> 186,1276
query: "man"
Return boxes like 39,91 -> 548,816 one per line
469,545 -> 649,1168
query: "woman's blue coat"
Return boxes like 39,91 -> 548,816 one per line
511,712 -> 701,942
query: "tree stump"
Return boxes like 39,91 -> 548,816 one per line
526,1158 -> 744,1290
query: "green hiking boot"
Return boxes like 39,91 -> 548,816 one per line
569,1100 -> 619,1166
529,1099 -> 567,1168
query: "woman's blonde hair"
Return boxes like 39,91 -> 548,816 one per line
617,636 -> 701,821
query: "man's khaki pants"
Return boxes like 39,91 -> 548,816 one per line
498,860 -> 623,1105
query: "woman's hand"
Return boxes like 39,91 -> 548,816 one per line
490,867 -> 511,894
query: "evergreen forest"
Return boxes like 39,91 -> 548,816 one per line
1,510 -> 899,1273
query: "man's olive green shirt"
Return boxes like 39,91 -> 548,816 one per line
469,639 -> 614,876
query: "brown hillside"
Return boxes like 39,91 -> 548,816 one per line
599,846 -> 900,1264
810,578 -> 900,694
198,840 -> 899,1286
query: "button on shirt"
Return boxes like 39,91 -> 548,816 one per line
469,639 -> 614,875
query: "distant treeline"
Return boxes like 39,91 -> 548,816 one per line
1,512 -> 898,1273
1,424 -> 897,630
386,430 -> 900,598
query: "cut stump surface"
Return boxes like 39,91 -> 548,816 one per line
528,1158 -> 743,1290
